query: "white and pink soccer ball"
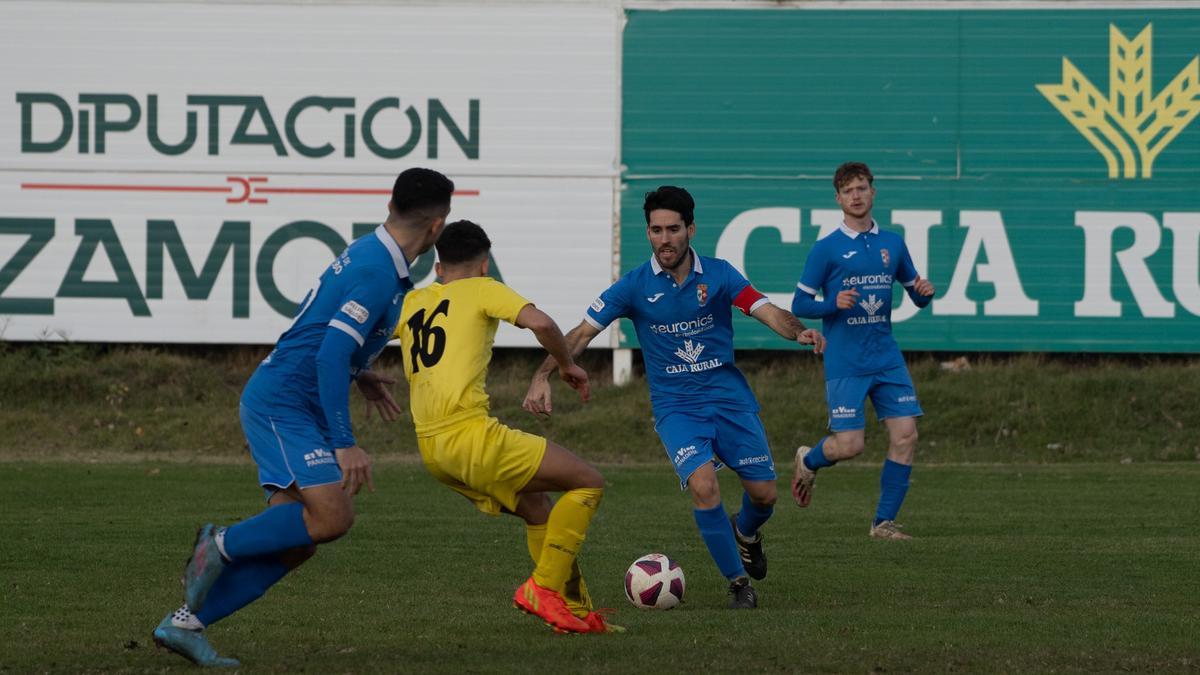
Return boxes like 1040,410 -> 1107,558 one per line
624,553 -> 685,610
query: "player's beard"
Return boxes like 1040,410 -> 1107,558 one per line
655,244 -> 687,272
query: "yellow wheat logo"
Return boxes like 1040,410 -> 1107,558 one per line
1037,24 -> 1200,178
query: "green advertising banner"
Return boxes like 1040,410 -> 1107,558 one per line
621,8 -> 1200,352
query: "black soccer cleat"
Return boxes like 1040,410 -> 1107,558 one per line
731,513 -> 768,580
728,576 -> 758,609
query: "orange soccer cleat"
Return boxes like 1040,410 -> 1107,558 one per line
513,577 -> 589,634
581,609 -> 626,634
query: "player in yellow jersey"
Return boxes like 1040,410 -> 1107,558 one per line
395,220 -> 617,634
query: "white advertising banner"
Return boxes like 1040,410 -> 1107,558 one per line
0,1 -> 619,345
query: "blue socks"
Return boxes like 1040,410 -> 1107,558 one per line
735,491 -> 773,539
195,555 -> 290,627
804,436 -> 837,471
222,502 -> 314,561
694,505 -> 745,580
874,459 -> 912,525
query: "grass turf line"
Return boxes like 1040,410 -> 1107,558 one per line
0,462 -> 1196,672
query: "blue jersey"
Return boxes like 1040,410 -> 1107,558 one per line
791,221 -> 930,380
242,225 -> 414,448
585,250 -> 769,416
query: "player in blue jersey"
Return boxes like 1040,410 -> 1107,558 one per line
790,162 -> 935,540
151,168 -> 455,667
524,186 -> 824,609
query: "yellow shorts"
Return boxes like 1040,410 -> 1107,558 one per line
417,416 -> 548,516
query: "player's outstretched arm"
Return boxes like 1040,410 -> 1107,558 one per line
523,319 -> 601,416
751,303 -> 826,354
517,305 -> 592,402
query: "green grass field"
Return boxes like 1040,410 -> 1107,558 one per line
2,461 -> 1197,672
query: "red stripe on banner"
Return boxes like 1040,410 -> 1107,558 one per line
21,183 -> 229,193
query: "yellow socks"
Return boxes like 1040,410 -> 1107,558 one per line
524,523 -> 547,567
528,487 -> 603,605
525,523 -> 591,613
561,566 -> 593,617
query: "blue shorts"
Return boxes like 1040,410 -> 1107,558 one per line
239,403 -> 343,495
826,366 -> 924,432
654,408 -> 776,489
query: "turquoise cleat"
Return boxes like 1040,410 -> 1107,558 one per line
152,614 -> 240,668
182,524 -> 226,612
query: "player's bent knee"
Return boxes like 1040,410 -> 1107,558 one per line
305,499 -> 355,543
686,474 -> 721,508
751,490 -> 777,507
891,429 -> 918,454
579,464 -> 604,489
311,514 -> 354,543
514,492 -> 553,524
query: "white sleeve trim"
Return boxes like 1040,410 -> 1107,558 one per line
796,282 -> 818,295
329,319 -> 365,346
901,278 -> 916,287
748,297 -> 770,314
583,314 -> 608,331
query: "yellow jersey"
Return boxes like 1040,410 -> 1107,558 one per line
395,276 -> 531,436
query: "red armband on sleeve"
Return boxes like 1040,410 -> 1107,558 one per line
732,285 -> 767,316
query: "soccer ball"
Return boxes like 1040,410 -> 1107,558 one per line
624,553 -> 685,610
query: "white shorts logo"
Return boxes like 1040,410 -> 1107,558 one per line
831,405 -> 858,419
341,301 -> 370,324
303,448 -> 336,467
736,454 -> 771,467
673,445 -> 698,466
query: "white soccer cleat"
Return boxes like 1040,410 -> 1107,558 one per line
791,446 -> 816,507
868,520 -> 912,540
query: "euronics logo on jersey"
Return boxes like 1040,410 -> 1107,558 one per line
1037,24 -> 1200,179
843,274 -> 893,290
649,314 -> 714,337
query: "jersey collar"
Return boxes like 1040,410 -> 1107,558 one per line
649,247 -> 704,276
374,224 -> 412,279
839,220 -> 880,239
